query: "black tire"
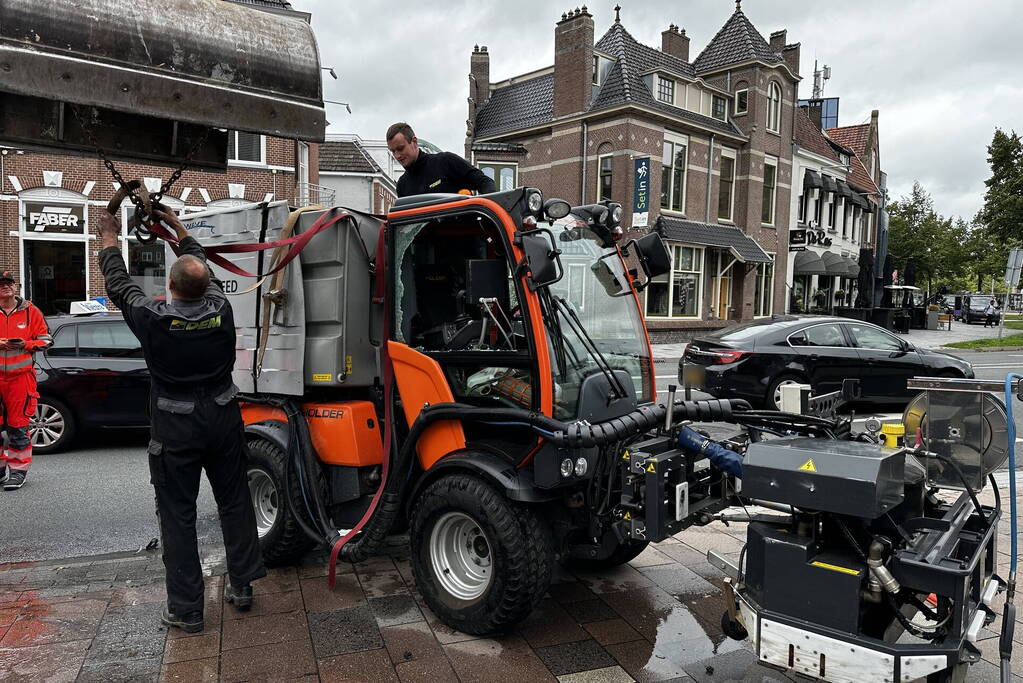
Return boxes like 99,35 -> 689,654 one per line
568,540 -> 649,569
245,437 -> 318,566
766,373 -> 806,410
30,396 -> 76,454
409,473 -> 553,635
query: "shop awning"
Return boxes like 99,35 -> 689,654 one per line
803,170 -> 823,190
655,216 -> 772,263
842,257 -> 860,278
821,175 -> 839,194
793,250 -> 829,275
836,179 -> 853,198
820,251 -> 849,276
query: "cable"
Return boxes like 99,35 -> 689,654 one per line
924,451 -> 993,534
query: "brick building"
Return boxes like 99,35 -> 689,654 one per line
0,0 -> 320,314
318,135 -> 398,215
465,3 -> 802,340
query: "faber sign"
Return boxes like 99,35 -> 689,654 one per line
25,202 -> 85,234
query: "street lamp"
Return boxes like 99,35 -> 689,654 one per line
324,99 -> 352,114
322,67 -> 338,80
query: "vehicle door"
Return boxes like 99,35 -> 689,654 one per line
843,322 -> 924,400
786,322 -> 861,396
70,321 -> 150,426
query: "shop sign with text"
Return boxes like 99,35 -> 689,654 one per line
24,203 -> 85,234
789,228 -> 832,251
633,157 -> 650,228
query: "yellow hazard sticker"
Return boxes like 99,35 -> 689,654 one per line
311,373 -> 332,382
798,459 -> 817,472
623,512 -> 631,520
646,463 -> 657,473
810,561 -> 860,576
344,355 -> 353,375
622,450 -> 631,461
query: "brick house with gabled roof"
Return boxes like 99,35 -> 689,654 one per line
466,3 -> 803,340
318,137 -> 397,214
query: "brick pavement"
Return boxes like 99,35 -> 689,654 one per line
1,483 -> 1020,682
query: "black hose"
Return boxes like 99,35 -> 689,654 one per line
925,451 -> 993,533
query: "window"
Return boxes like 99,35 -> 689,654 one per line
712,95 -> 727,121
645,244 -> 703,318
863,212 -> 873,244
657,76 -> 675,104
846,323 -> 902,351
77,322 -> 143,358
660,134 -> 687,212
46,324 -> 77,358
797,191 -> 806,224
827,194 -> 837,232
227,131 -> 264,164
598,154 -> 613,201
717,151 -> 735,221
761,157 -> 777,225
478,162 -> 517,192
593,55 -> 600,85
754,259 -> 774,317
789,323 -> 848,348
734,89 -> 748,115
767,82 -> 781,133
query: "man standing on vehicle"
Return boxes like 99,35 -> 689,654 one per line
0,271 -> 51,491
387,122 -> 497,197
96,208 -> 265,633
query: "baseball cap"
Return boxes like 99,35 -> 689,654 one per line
0,271 -> 15,284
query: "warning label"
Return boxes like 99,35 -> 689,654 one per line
797,459 -> 817,472
311,373 -> 332,383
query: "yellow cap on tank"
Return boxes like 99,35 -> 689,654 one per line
881,422 -> 905,447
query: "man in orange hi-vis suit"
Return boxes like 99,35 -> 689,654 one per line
0,270 -> 52,490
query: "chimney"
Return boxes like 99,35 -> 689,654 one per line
553,7 -> 595,117
769,29 -> 787,53
661,24 -> 690,62
782,42 -> 800,76
470,45 -> 491,108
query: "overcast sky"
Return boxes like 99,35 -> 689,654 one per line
292,0 -> 1022,222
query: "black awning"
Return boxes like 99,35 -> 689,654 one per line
821,175 -> 839,194
655,216 -> 772,263
820,251 -> 848,275
793,250 -> 828,275
841,257 -> 860,278
836,179 -> 853,198
803,169 -> 823,190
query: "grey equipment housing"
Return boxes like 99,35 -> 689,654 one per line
0,0 -> 326,168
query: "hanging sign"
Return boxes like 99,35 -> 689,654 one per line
632,157 -> 650,228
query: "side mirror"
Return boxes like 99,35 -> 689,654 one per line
516,228 -> 563,291
591,254 -> 631,297
622,232 -> 671,291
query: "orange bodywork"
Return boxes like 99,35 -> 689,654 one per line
240,401 -> 383,467
387,341 -> 466,469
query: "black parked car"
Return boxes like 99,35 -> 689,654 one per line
32,313 -> 149,453
678,316 -> 974,409
962,298 -> 1000,326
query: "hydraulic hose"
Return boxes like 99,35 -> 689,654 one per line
1000,373 -> 1020,683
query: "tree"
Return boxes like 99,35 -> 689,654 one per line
887,182 -> 964,293
964,219 -> 1009,292
981,128 -> 1023,246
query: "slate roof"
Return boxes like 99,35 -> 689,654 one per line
225,0 -> 294,9
471,142 -> 528,154
795,109 -> 840,162
319,140 -> 378,174
826,124 -> 870,156
655,216 -> 772,263
692,8 -> 783,74
474,74 -> 555,138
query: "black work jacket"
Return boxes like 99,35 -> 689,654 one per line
99,237 -> 235,397
396,151 -> 497,198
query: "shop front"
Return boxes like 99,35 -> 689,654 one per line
18,189 -> 90,315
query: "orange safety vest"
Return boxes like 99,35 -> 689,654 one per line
0,298 -> 52,376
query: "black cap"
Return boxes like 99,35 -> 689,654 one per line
0,271 -> 15,284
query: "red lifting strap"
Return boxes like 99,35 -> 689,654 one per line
142,210 -> 352,279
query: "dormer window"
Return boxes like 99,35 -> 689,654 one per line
657,76 -> 675,104
593,56 -> 600,85
712,95 -> 727,121
734,89 -> 748,116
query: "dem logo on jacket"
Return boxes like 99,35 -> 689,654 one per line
169,316 -> 222,332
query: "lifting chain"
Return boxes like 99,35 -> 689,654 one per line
69,104 -> 211,243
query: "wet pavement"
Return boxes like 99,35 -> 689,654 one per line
1,481 -> 1020,682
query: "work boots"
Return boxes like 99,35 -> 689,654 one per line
161,609 -> 204,634
224,583 -> 253,611
3,470 -> 26,490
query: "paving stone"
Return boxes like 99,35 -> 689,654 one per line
584,618 -> 645,646
638,565 -> 719,598
394,654 -> 461,683
251,566 -> 301,595
356,558 -> 409,598
301,573 -> 366,611
552,581 -> 599,604
518,598 -> 591,648
223,588 -> 304,620
557,664 -> 636,682
684,648 -> 791,682
160,655 -> 219,682
414,599 -> 481,645
220,637 -> 319,682
109,582 -> 167,607
0,598 -> 106,647
562,598 -> 620,625
381,620 -> 446,665
444,635 -> 557,681
85,602 -> 166,664
220,609 -> 308,650
370,594 -> 424,628
77,654 -> 162,682
308,604 -> 384,657
0,638 -> 89,682
574,564 -> 656,594
163,632 -> 220,665
607,639 -> 695,683
629,546 -> 677,568
535,638 -> 618,676
319,647 -> 402,683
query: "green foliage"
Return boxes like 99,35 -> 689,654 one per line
981,128 -> 1023,245
887,183 -> 965,289
945,332 -> 1023,349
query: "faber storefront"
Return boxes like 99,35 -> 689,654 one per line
17,188 -> 90,315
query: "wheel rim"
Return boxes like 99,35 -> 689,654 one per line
30,403 -> 65,448
248,468 -> 278,537
429,511 -> 493,601
773,379 -> 801,407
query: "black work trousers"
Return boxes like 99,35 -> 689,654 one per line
148,393 -> 265,615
